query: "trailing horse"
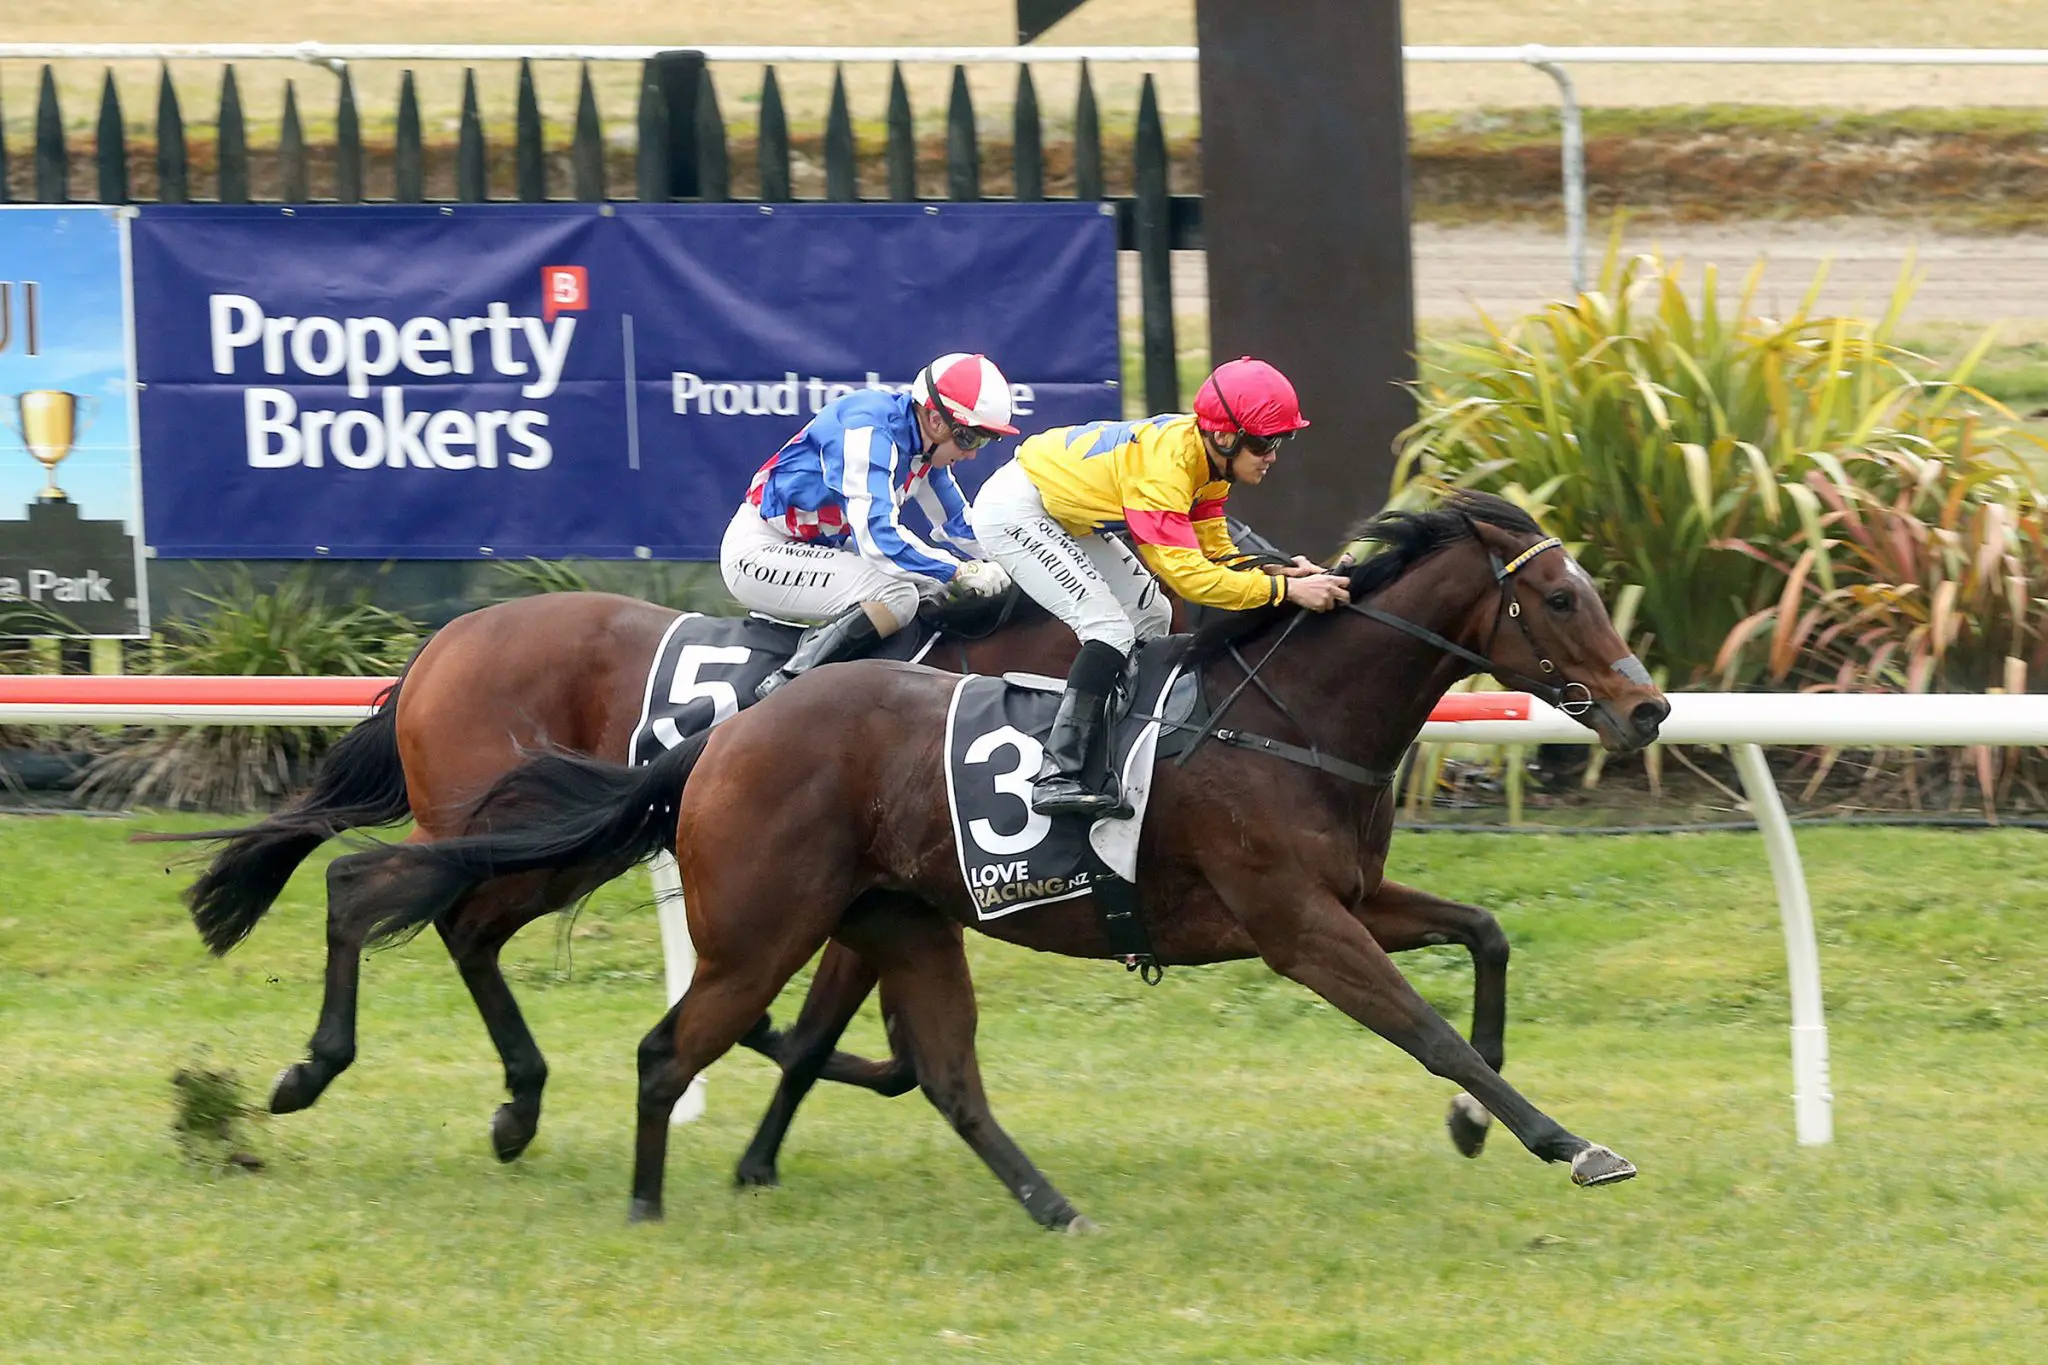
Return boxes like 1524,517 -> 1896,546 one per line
348,493 -> 1670,1227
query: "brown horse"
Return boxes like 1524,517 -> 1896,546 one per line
340,494 -> 1671,1228
144,587 -> 1093,1157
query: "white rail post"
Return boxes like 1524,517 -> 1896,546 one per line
1730,743 -> 1833,1145
650,851 -> 707,1124
1525,47 -> 1587,295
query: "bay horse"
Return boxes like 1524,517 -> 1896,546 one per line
143,587 -> 1088,1157
341,493 -> 1671,1228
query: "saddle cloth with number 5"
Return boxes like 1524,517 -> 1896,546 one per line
943,637 -> 1195,921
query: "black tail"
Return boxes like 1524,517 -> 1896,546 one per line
137,674 -> 413,956
357,730 -> 713,948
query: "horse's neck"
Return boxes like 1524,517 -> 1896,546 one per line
1243,547 -> 1490,778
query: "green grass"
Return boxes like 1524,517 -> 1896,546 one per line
5,815 -> 2048,1359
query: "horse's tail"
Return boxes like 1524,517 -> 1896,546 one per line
357,730 -> 713,949
135,673 -> 414,956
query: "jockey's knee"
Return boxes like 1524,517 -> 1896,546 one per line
1080,617 -> 1136,659
1131,592 -> 1173,644
869,582 -> 922,635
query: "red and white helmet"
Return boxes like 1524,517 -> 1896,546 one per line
1194,357 -> 1312,439
912,352 -> 1020,435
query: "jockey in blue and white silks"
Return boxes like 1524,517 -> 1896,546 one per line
722,352 -> 1020,699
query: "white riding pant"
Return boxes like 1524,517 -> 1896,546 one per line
967,458 -> 1171,657
719,506 -> 938,632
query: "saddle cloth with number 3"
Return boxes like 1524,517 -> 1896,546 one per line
942,638 -> 1195,921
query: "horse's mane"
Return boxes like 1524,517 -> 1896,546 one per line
1189,491 -> 1543,661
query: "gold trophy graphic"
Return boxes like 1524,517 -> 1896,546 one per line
6,389 -> 96,503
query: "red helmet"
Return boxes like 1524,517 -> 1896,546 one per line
1193,357 -> 1311,438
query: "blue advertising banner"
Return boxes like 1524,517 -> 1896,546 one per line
130,203 -> 1120,558
0,206 -> 148,636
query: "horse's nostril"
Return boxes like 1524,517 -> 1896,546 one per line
1632,699 -> 1671,732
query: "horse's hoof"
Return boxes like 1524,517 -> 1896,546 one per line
490,1105 -> 535,1163
268,1063 -> 321,1115
627,1198 -> 664,1224
1062,1215 -> 1104,1236
1447,1093 -> 1493,1159
1570,1144 -> 1637,1187
733,1160 -> 780,1189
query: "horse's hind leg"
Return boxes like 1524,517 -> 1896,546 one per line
840,905 -> 1091,1232
433,881 -> 555,1162
739,942 -> 917,1095
1355,879 -> 1511,1157
734,938 -> 918,1189
269,842 -> 434,1114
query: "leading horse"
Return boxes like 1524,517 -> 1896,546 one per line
344,493 -> 1671,1228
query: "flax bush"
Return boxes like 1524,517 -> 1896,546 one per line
80,569 -> 420,811
1393,239 -> 2044,686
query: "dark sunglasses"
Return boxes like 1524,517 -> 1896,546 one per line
949,422 -> 998,451
1237,431 -> 1288,456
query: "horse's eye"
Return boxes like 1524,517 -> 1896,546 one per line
1546,590 -> 1575,613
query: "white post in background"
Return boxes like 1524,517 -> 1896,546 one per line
650,851 -> 707,1124
1731,743 -> 1834,1145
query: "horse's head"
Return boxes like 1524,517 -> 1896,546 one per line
1455,506 -> 1669,754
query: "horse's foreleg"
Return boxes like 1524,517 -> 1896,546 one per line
1246,889 -> 1633,1187
434,884 -> 555,1163
839,907 -> 1092,1232
1354,879 -> 1511,1158
734,940 -> 918,1189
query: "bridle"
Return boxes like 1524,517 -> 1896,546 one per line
1345,529 -> 1594,716
1173,525 -> 1622,787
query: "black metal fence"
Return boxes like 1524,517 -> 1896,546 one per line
1,53 -> 1200,413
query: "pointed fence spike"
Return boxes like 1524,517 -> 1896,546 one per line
693,68 -> 729,202
35,65 -> 67,203
824,65 -> 856,202
394,69 -> 423,202
457,68 -> 487,202
156,63 -> 188,204
278,80 -> 308,203
572,62 -> 604,202
885,62 -> 915,202
217,64 -> 249,204
1012,64 -> 1043,203
334,67 -> 362,204
756,66 -> 790,203
945,65 -> 979,202
96,70 -> 128,205
1134,74 -> 1178,413
1073,58 -> 1102,201
516,57 -> 545,202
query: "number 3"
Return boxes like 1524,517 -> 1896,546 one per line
964,725 -> 1051,856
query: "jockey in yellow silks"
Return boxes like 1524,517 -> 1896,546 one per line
968,356 -> 1351,818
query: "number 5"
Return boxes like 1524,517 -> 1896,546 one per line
651,643 -> 751,749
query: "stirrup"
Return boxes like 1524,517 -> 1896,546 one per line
1031,774 -> 1131,820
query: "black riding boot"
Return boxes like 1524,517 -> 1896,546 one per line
1030,639 -> 1132,819
755,607 -> 883,700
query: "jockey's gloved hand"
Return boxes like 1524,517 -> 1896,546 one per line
953,559 -> 1013,599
